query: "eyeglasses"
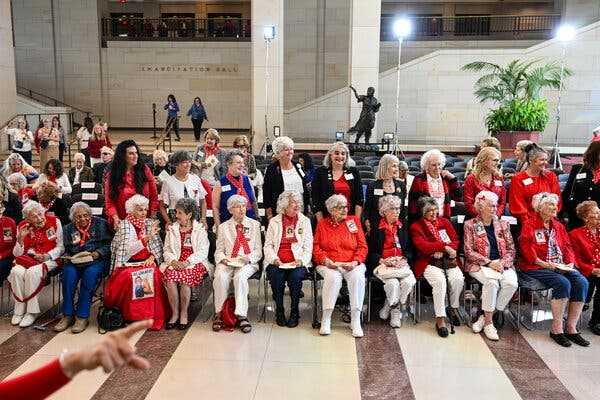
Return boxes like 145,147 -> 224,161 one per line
334,205 -> 348,210
101,152 -> 111,156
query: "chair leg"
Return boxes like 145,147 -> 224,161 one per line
311,274 -> 320,329
367,280 -> 372,323
262,275 -> 269,323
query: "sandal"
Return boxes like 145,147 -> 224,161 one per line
238,318 -> 252,334
212,316 -> 223,332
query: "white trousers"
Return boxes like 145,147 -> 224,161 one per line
423,265 -> 464,318
317,264 -> 366,311
213,263 -> 259,317
375,267 -> 416,307
8,261 -> 57,315
470,268 -> 518,313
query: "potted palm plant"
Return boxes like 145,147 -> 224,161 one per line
462,59 -> 571,151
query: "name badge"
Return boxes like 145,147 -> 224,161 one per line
46,228 -> 56,239
534,230 -> 546,244
438,229 -> 451,244
475,224 -> 486,236
494,180 -> 503,187
346,219 -> 358,233
344,173 -> 354,180
3,227 -> 12,241
71,231 -> 81,244
197,151 -> 204,158
285,226 -> 295,238
576,173 -> 587,180
221,184 -> 231,192
183,235 -> 192,247
243,226 -> 250,234
523,178 -> 533,186
298,227 -> 303,235
374,188 -> 384,196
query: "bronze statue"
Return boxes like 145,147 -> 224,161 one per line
348,86 -> 381,144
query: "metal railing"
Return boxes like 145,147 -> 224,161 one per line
101,17 -> 252,43
381,14 -> 561,41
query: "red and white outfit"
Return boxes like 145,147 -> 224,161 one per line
213,216 -> 262,317
263,213 -> 313,267
0,215 -> 17,261
17,187 -> 35,206
508,170 -> 561,224
104,165 -> 159,221
161,220 -> 212,286
569,226 -> 600,277
9,216 -> 64,316
35,173 -> 72,195
462,173 -> 506,218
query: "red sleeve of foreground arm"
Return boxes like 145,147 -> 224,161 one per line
0,358 -> 71,400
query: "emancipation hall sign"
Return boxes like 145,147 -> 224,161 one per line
139,64 -> 239,74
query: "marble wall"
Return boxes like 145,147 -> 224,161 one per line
0,0 -> 16,137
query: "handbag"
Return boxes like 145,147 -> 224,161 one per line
13,140 -> 23,150
40,139 -> 49,150
430,255 -> 457,269
220,296 -> 238,331
374,258 -> 411,280
97,306 -> 124,334
14,255 -> 39,268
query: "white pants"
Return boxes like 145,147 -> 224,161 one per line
317,264 -> 366,311
423,265 -> 464,318
470,268 -> 518,313
213,263 -> 259,317
375,267 -> 416,307
8,261 -> 57,315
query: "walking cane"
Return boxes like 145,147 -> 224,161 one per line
443,258 -> 455,334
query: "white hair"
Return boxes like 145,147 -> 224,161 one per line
375,154 -> 400,180
22,200 -> 45,219
7,172 -> 27,188
325,194 -> 347,214
420,149 -> 446,171
474,190 -> 499,212
378,195 -> 402,216
125,194 -> 149,214
227,194 -> 247,210
153,149 -> 168,163
323,141 -> 355,168
276,190 -> 303,215
100,146 -> 113,155
532,192 -> 559,212
272,136 -> 294,156
593,126 -> 600,134
74,152 -> 86,163
69,201 -> 92,221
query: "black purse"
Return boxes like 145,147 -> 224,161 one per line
40,139 -> 49,150
431,255 -> 457,269
97,306 -> 124,334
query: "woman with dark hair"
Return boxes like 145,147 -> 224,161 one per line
36,182 -> 70,225
164,94 -> 180,141
104,140 -> 159,229
187,97 -> 208,141
36,159 -> 72,195
562,140 -> 600,229
52,116 -> 67,162
298,153 -> 316,187
76,116 -> 94,165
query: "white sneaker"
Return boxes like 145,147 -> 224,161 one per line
379,300 -> 391,320
352,324 -> 364,338
483,324 -> 499,341
319,320 -> 331,336
390,307 -> 402,328
472,315 -> 485,333
11,314 -> 23,326
19,313 -> 38,328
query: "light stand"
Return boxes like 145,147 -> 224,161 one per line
260,25 -> 276,156
393,18 -> 411,160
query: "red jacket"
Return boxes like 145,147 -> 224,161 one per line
462,173 -> 506,218
409,216 -> 460,278
104,165 -> 159,220
509,170 -> 561,224
88,136 -> 112,159
313,216 -> 368,265
408,173 -> 460,220
0,216 -> 16,259
518,215 -> 574,272
569,227 -> 600,277
0,358 -> 70,400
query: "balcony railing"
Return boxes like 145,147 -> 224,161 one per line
381,14 -> 561,41
101,17 -> 251,44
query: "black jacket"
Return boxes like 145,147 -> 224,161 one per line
366,222 -> 412,274
363,179 -> 407,229
561,164 -> 600,229
263,161 -> 311,215
311,166 -> 364,217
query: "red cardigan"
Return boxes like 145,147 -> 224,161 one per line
313,216 -> 368,265
569,227 -> 600,277
88,136 -> 112,159
409,217 -> 460,278
104,164 -> 159,220
462,173 -> 506,218
509,170 -> 561,224
518,215 -> 574,272
0,216 -> 16,259
408,173 -> 460,220
0,358 -> 70,400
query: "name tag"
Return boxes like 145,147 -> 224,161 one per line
71,231 -> 81,244
344,173 -> 354,180
183,235 -> 192,247
534,230 -> 546,244
285,226 -> 295,238
457,215 -> 465,223
475,224 -> 486,236
3,227 -> 13,241
243,226 -> 250,234
494,180 -> 503,187
46,228 -> 56,239
197,151 -> 204,158
221,184 -> 231,192
346,219 -> 358,233
523,178 -> 533,186
438,229 -> 451,244
576,173 -> 587,180
374,188 -> 384,196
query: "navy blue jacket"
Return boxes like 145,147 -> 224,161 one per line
164,101 -> 180,118
63,216 -> 111,259
187,104 -> 207,120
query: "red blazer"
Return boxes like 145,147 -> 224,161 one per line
0,216 -> 16,259
462,173 -> 506,218
569,227 -> 600,277
88,136 -> 112,159
409,217 -> 460,278
313,216 -> 368,265
407,173 -> 460,220
0,358 -> 70,400
104,165 -> 159,220
509,170 -> 561,224
518,215 -> 574,272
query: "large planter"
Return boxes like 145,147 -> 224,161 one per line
495,131 -> 540,156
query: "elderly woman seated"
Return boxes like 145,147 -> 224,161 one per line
313,194 -> 368,337
368,195 -> 416,328
161,198 -> 211,330
410,196 -> 464,338
212,195 -> 262,333
36,181 -> 70,226
264,191 -> 313,328
9,201 -> 64,328
68,152 -> 95,185
54,202 -> 111,334
519,192 -> 589,347
104,195 -> 166,330
463,191 -> 517,341
7,172 -> 34,206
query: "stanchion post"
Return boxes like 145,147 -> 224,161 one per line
152,103 -> 157,138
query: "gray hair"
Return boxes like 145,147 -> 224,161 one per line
398,161 -> 408,171
225,149 -> 244,166
22,200 -> 45,219
7,172 -> 26,188
474,190 -> 499,212
418,196 -> 439,216
525,144 -> 547,163
272,136 -> 294,156
100,146 -> 113,156
532,192 -> 559,212
170,150 -> 192,166
276,190 -> 303,215
375,154 -> 400,180
175,197 -> 199,221
378,195 -> 402,216
325,194 -> 348,214
515,140 -> 533,152
125,194 -> 149,214
69,201 -> 92,221
153,149 -> 168,164
420,149 -> 446,171
74,152 -> 86,163
323,141 -> 355,168
227,194 -> 247,210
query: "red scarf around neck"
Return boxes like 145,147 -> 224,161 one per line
76,221 -> 91,246
126,214 -> 147,241
379,218 -> 403,257
231,223 -> 251,258
226,173 -> 251,209
424,218 -> 441,241
204,143 -> 219,157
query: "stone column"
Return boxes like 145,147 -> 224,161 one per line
347,0 -> 381,140
0,0 -> 16,125
252,0 -> 284,154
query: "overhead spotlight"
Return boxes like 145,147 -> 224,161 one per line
393,18 -> 412,39
383,132 -> 394,141
556,25 -> 576,42
335,131 -> 344,141
273,126 -> 281,137
263,25 -> 276,40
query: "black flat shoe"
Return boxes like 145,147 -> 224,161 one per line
447,308 -> 461,327
287,313 -> 299,328
589,323 -> 600,336
565,332 -> 590,347
275,309 -> 287,327
177,321 -> 190,330
550,332 -> 572,347
437,325 -> 449,338
165,321 -> 177,330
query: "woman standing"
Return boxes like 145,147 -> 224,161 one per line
88,123 -> 111,167
37,118 -> 60,171
76,117 -> 94,165
514,140 -> 533,173
187,97 -> 208,141
4,118 -> 34,164
232,135 -> 257,180
193,128 -> 227,186
164,94 -> 180,141
52,116 -> 67,162
463,147 -> 506,218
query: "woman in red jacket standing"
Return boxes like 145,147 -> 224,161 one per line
509,143 -> 561,224
410,196 -> 464,337
88,123 -> 111,167
568,200 -> 600,336
463,147 -> 506,218
519,192 -> 589,347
